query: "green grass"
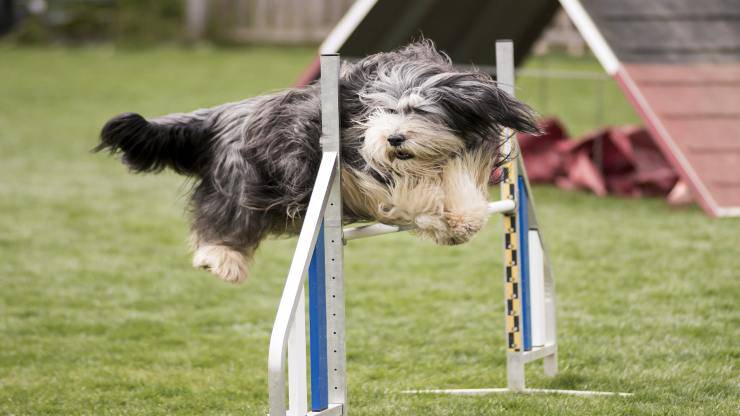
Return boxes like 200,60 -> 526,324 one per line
0,45 -> 738,415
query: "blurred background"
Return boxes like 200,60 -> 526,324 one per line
0,1 -> 737,415
0,0 -> 631,134
2,0 -> 354,46
1,0 -> 582,48
4,0 -> 710,204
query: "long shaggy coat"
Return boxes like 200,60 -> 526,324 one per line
96,41 -> 538,283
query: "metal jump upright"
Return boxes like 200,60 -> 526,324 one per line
267,41 -> 627,416
267,53 -> 346,416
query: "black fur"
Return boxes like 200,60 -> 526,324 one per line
96,112 -> 213,175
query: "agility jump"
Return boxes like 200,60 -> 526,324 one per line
267,41 -> 627,416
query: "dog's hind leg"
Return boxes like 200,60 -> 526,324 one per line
190,237 -> 254,284
188,179 -> 269,284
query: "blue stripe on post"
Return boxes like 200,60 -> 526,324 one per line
517,177 -> 532,351
308,223 -> 329,411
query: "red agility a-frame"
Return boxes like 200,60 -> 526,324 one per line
561,0 -> 740,217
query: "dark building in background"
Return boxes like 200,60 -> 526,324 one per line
0,0 -> 16,35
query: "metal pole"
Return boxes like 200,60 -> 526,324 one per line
496,39 -> 526,391
287,288 -> 308,416
267,152 -> 337,416
342,200 -> 515,241
319,53 -> 348,415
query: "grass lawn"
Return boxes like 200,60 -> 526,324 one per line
1,45 -> 738,415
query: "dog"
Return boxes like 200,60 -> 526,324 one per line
96,41 -> 538,284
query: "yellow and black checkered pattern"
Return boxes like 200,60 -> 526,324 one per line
501,162 -> 521,352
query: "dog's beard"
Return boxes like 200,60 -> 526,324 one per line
342,145 -> 494,229
359,109 -> 466,178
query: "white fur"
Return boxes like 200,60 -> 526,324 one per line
191,236 -> 252,283
342,151 -> 493,246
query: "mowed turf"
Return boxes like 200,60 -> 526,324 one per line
0,45 -> 738,415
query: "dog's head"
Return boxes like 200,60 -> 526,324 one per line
344,41 -> 539,178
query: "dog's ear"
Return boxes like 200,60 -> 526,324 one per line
428,73 -> 540,139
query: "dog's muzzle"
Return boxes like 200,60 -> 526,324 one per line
387,133 -> 406,147
394,150 -> 414,160
387,134 -> 414,160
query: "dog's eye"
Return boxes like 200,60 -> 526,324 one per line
385,108 -> 398,115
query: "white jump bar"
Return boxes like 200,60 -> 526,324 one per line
343,199 -> 515,241
402,388 -> 633,397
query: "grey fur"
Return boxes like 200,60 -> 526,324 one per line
96,41 -> 538,276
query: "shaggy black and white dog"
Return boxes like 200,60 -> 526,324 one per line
96,41 -> 538,283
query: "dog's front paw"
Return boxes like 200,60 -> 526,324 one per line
413,214 -> 457,245
192,245 -> 250,284
442,211 -> 487,245
412,211 -> 487,246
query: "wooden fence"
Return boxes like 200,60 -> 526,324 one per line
200,0 -> 355,44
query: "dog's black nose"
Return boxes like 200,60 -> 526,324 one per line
387,134 -> 406,147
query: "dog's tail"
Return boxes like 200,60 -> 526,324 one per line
95,110 -> 214,175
